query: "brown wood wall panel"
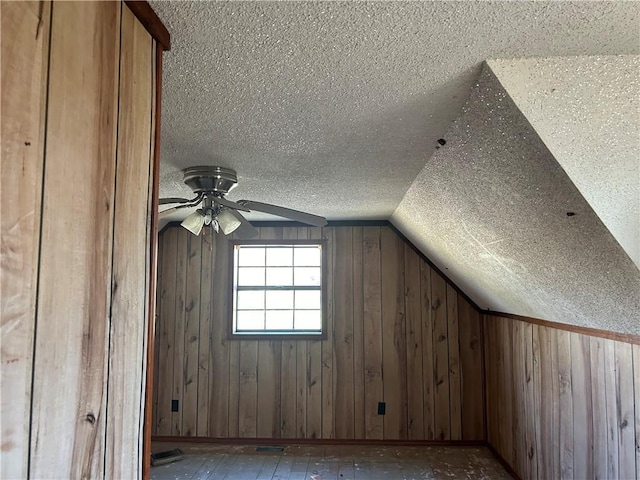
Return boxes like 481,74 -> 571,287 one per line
485,313 -> 640,480
380,227 -> 407,440
431,272 -> 450,440
153,225 -> 485,440
405,245 -> 424,440
362,226 -> 384,439
0,2 -> 50,477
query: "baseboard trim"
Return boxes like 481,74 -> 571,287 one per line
486,442 -> 521,480
151,436 -> 486,447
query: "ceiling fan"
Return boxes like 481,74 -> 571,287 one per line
159,166 -> 328,237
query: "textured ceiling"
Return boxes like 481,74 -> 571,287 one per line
392,64 -> 640,335
151,0 -> 640,221
151,1 -> 640,332
488,56 -> 640,269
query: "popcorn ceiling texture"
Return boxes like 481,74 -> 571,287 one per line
150,0 -> 639,221
151,1 -> 640,333
392,65 -> 640,335
489,56 -> 640,270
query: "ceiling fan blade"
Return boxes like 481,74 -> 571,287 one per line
238,200 -> 327,227
212,196 -> 250,212
227,209 -> 259,238
159,195 -> 199,205
159,206 -> 180,218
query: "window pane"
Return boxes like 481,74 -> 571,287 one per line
237,290 -> 264,310
236,310 -> 264,330
266,267 -> 293,286
238,267 -> 265,286
266,247 -> 292,266
294,310 -> 322,330
238,247 -> 265,266
294,267 -> 321,286
295,290 -> 321,309
266,290 -> 293,309
294,246 -> 321,266
265,310 -> 294,330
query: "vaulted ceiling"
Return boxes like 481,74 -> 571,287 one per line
150,1 -> 640,333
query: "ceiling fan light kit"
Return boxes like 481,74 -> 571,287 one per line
160,166 -> 327,238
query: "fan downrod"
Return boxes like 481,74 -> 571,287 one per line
183,166 -> 238,195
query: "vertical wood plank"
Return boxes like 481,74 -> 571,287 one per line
321,226 -> 335,438
557,329 -> 573,479
459,299 -> 483,440
227,339 -> 240,437
498,316 -> 514,467
431,271 -> 450,440
362,226 -> 383,439
280,340 -> 297,438
238,339 -> 258,437
306,227 -> 323,438
446,285 -> 461,440
590,336 -> 608,480
511,320 -> 523,474
197,230 -> 213,436
532,324 -> 547,478
571,332 -> 593,479
404,245 -> 424,439
306,338 -> 322,438
615,341 -> 636,479
182,234 -> 202,436
172,230 -> 188,435
352,226 -> 365,440
421,260 -> 435,439
549,327 -> 561,479
156,229 -> 177,435
1,2 -> 50,476
536,324 -> 557,479
483,315 -> 496,446
106,8 -> 153,476
152,223 -> 164,437
257,340 -> 281,437
333,227 -> 355,438
604,338 -> 619,480
30,3 -> 120,476
381,227 -> 407,439
210,232 -> 231,437
522,321 -> 536,480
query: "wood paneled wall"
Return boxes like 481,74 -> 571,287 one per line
1,2 -> 161,477
153,225 -> 485,441
484,314 -> 640,479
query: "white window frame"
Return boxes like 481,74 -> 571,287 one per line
228,239 -> 327,339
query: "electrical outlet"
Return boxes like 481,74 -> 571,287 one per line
171,399 -> 179,412
377,401 -> 386,415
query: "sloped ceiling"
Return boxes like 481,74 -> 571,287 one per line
392,64 -> 640,335
488,56 -> 640,270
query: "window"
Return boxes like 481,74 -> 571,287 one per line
229,240 -> 326,338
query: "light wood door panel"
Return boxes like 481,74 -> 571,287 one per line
106,5 -> 154,477
30,2 -> 121,477
0,2 -> 50,477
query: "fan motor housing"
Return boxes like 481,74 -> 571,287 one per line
183,166 -> 238,194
